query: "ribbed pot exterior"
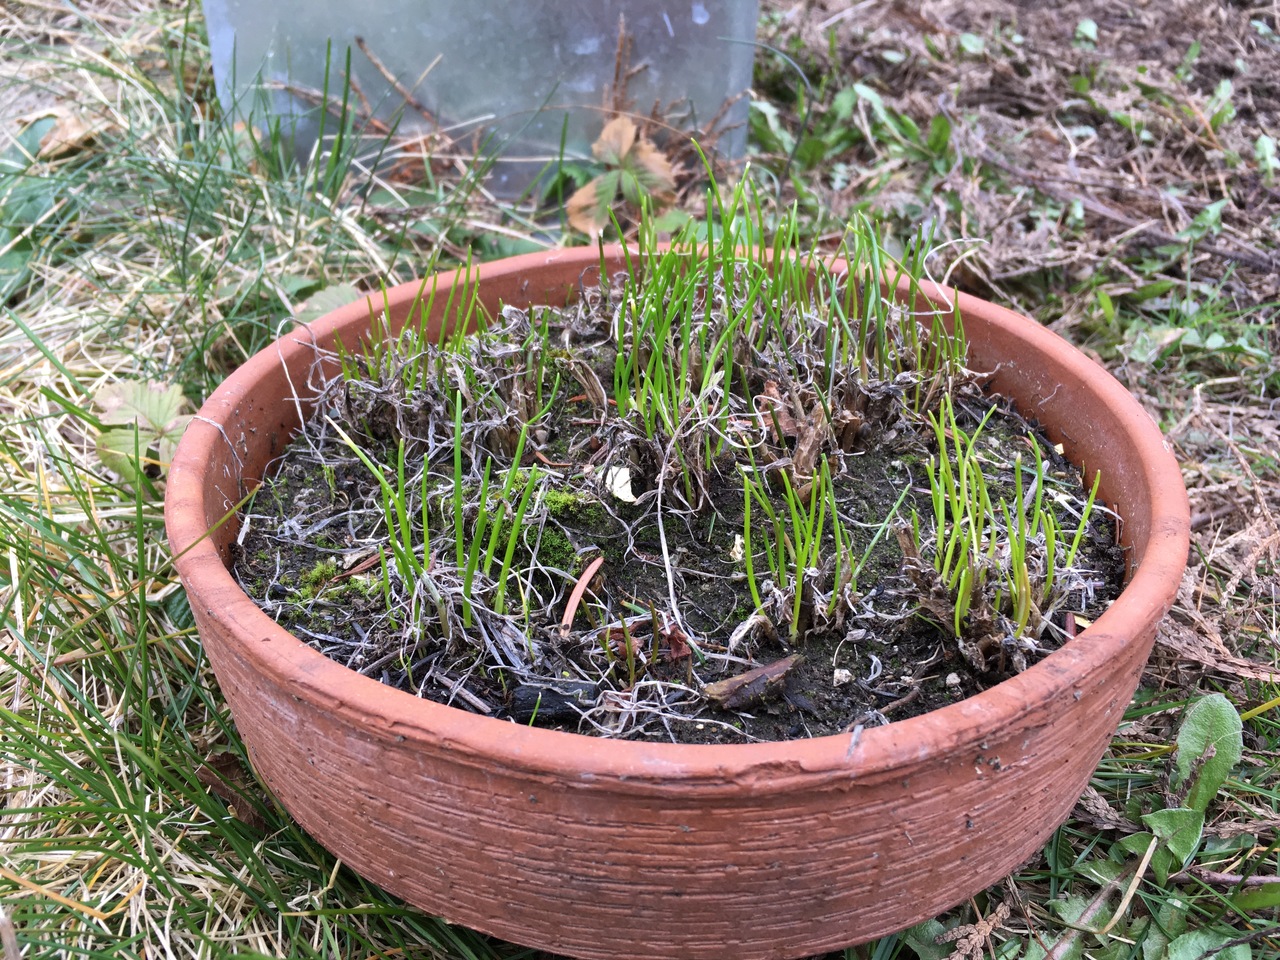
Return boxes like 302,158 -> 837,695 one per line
166,247 -> 1189,960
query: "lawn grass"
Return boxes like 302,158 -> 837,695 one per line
1,1 -> 1278,959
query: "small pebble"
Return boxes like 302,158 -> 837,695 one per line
945,672 -> 961,688
833,668 -> 853,686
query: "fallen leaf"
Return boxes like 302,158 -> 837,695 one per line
196,751 -> 269,833
660,620 -> 692,661
19,105 -> 102,158
93,380 -> 193,482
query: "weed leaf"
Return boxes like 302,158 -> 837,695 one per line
902,919 -> 950,960
1165,930 -> 1249,960
1140,807 -> 1204,864
592,116 -> 637,166
629,139 -> 676,196
95,379 -> 188,431
566,179 -> 606,235
1231,881 -> 1280,912
93,380 -> 192,480
296,282 -> 362,323
17,105 -> 104,158
1174,693 -> 1243,813
95,426 -> 148,485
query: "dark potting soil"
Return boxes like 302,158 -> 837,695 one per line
233,295 -> 1125,745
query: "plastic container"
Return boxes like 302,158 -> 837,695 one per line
201,0 -> 759,195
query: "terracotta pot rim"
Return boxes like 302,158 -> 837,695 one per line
165,246 -> 1190,788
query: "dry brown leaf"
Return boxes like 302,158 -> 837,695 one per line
1073,785 -> 1140,833
566,179 -> 608,236
660,620 -> 693,661
19,105 -> 102,158
791,401 -> 828,481
759,381 -> 802,440
196,752 -> 268,833
592,115 -> 637,165
630,138 -> 676,196
1156,617 -> 1280,682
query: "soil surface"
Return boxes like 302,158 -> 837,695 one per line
235,267 -> 1123,744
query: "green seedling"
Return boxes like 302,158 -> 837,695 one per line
913,395 -> 1103,647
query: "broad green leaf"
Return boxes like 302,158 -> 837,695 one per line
649,208 -> 692,235
1231,881 -> 1280,912
1208,79 -> 1236,130
1157,897 -> 1191,939
0,116 -> 55,169
1143,896 -> 1191,960
1180,199 -> 1228,243
894,112 -> 922,144
1080,857 -> 1129,884
832,87 -> 858,122
1092,943 -> 1138,960
275,273 -> 320,297
1031,895 -> 1089,960
1140,919 -> 1169,960
1166,930 -> 1249,960
794,136 -> 832,170
1129,279 -> 1177,301
902,919 -> 950,960
95,426 -> 147,486
618,168 -> 644,207
1,176 -> 58,227
1174,693 -> 1243,813
852,82 -> 890,125
92,380 -> 192,483
1255,134 -> 1277,182
1118,831 -> 1156,857
0,227 -> 33,292
749,100 -> 795,153
927,114 -> 952,155
1047,894 -> 1093,924
95,380 -> 189,432
295,282 -> 362,323
1141,807 -> 1204,864
478,234 -> 547,259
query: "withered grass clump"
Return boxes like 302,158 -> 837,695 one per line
237,185 -> 1117,743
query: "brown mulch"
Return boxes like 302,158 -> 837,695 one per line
762,0 -> 1280,321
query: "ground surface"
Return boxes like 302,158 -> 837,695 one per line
0,0 -> 1278,959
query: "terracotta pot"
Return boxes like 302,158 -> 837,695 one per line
165,247 -> 1188,960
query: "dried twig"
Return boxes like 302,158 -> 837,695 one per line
703,654 -> 803,711
354,35 -> 438,126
